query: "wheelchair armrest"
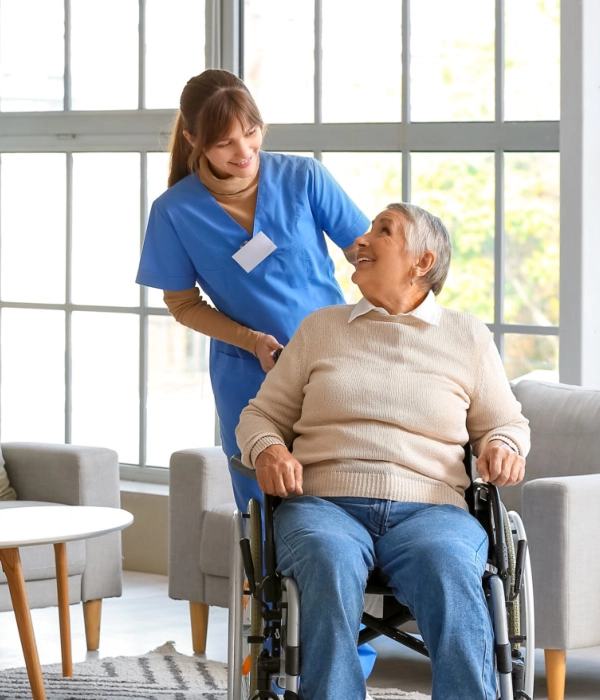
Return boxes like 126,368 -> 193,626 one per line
231,454 -> 284,583
472,480 -> 509,582
231,453 -> 258,481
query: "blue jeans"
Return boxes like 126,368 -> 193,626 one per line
274,496 -> 496,700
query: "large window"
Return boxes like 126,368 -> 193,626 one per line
0,0 -> 561,480
246,0 -> 560,381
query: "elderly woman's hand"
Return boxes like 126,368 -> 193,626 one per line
476,440 -> 525,487
255,444 -> 304,497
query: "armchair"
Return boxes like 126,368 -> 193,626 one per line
0,442 -> 123,651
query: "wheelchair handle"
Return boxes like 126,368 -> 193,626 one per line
230,454 -> 257,480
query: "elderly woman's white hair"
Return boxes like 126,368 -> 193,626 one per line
387,203 -> 452,296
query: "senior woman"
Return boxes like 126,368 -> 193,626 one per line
235,202 -> 530,700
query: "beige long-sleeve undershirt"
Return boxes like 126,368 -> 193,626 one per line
164,287 -> 261,354
164,156 -> 261,354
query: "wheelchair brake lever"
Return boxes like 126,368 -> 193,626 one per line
512,538 -> 528,598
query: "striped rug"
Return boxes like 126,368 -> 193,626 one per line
0,641 -> 430,699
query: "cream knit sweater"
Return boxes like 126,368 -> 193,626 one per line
235,303 -> 530,510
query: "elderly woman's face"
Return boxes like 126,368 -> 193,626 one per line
351,209 -> 417,298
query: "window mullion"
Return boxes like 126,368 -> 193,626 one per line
139,0 -> 146,109
65,153 -> 73,443
64,0 -> 72,110
314,0 -> 322,127
219,0 -> 242,74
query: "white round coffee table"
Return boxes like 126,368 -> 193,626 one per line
0,505 -> 133,700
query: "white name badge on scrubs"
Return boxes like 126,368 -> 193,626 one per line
232,231 -> 277,273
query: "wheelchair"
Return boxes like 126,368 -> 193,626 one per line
227,449 -> 535,700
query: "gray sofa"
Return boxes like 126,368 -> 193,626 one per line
0,442 -> 124,651
169,379 -> 600,700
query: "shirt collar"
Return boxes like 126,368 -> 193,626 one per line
348,289 -> 441,326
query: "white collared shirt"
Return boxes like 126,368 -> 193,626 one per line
348,289 -> 442,326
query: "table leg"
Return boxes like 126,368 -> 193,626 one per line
54,542 -> 73,677
0,547 -> 47,700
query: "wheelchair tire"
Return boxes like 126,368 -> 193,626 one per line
508,510 -> 535,700
502,504 -> 521,643
241,498 -> 263,699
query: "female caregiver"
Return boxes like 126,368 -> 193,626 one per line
136,69 -> 369,513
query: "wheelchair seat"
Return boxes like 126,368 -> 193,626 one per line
228,451 -> 535,700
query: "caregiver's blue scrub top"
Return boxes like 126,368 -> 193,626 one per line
136,152 -> 369,350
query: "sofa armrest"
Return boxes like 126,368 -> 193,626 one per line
168,447 -> 234,602
522,473 -> 600,650
2,442 -> 120,508
2,442 -> 123,601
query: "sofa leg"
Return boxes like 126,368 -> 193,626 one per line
190,601 -> 209,654
83,599 -> 102,651
545,648 -> 566,700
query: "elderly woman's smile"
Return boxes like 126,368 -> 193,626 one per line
356,254 -> 374,264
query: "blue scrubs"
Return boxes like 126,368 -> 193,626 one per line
137,152 -> 369,509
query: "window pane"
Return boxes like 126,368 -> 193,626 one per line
72,312 -> 139,463
0,0 -> 64,111
244,0 -> 314,123
411,153 -> 495,322
145,0 -> 205,109
1,309 -> 65,442
411,0 -> 495,121
146,317 -> 215,467
322,153 -> 402,303
1,154 -> 66,303
72,153 -> 140,306
322,153 -> 402,220
71,0 -> 138,110
145,152 -> 171,307
505,0 -> 560,121
504,153 -> 559,326
322,0 -> 401,123
504,333 -> 558,382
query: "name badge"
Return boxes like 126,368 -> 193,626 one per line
232,231 -> 277,273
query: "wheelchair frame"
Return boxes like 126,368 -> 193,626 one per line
228,454 -> 535,700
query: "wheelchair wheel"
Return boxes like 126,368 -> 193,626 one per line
489,505 -> 535,700
228,500 -> 264,700
508,510 -> 535,700
241,498 -> 264,699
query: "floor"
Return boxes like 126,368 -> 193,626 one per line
0,571 -> 599,699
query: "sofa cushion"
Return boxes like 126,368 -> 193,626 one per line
0,501 -> 86,583
0,444 -> 16,501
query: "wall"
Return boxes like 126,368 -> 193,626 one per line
120,482 -> 169,575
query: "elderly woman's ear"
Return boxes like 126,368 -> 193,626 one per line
413,250 -> 436,282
